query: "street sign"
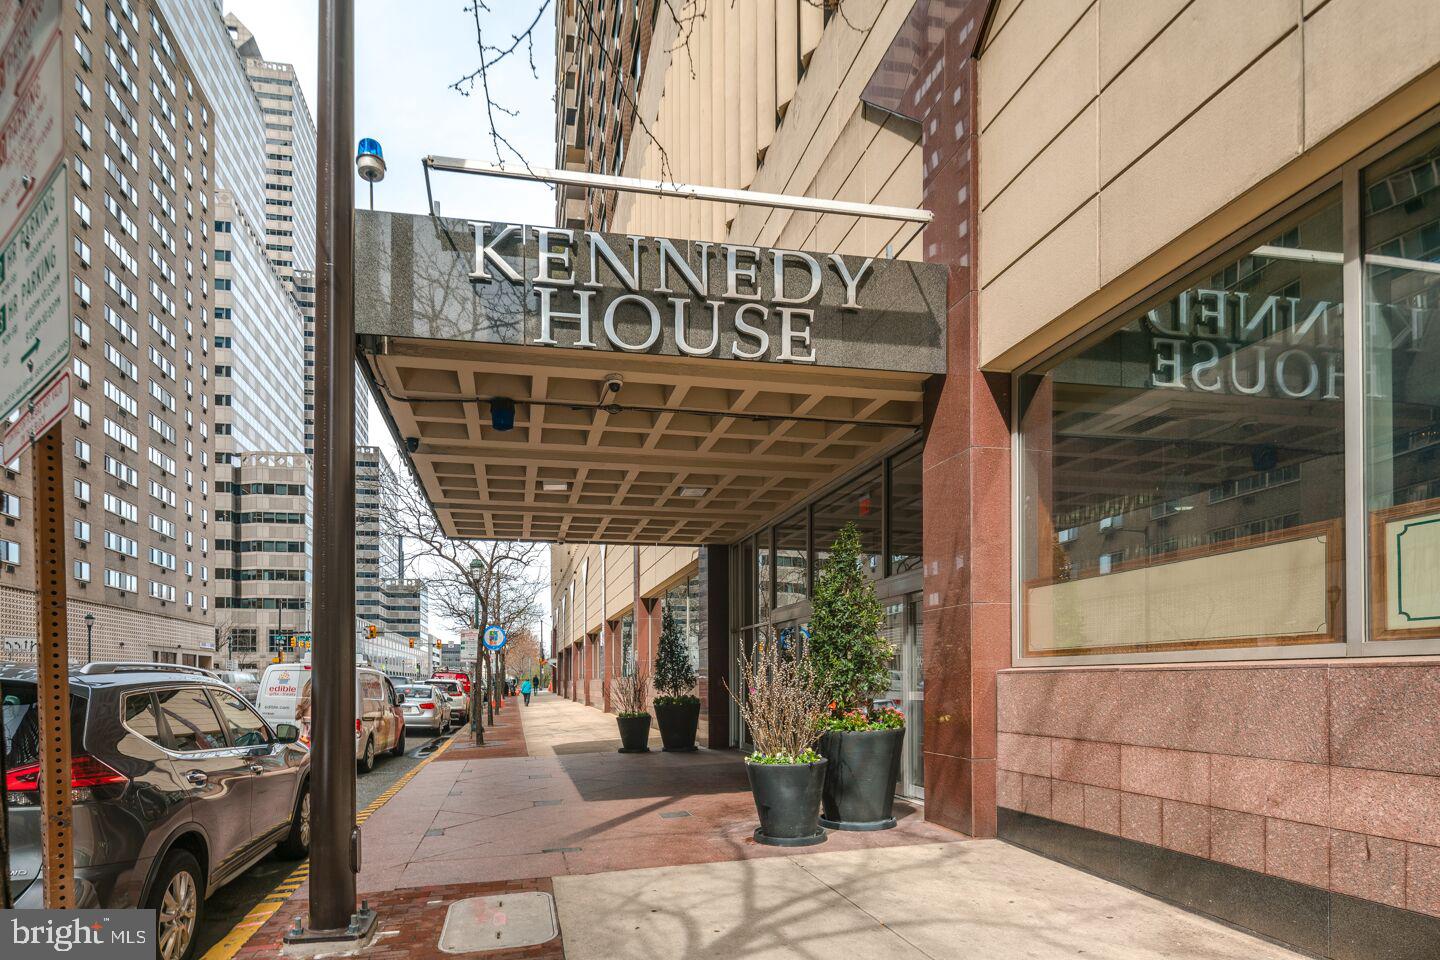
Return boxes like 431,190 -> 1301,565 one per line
1,369 -> 66,463
459,627 -> 478,658
0,163 -> 69,427
482,625 -> 507,650
0,0 -> 68,425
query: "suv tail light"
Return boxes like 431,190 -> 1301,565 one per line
355,718 -> 362,735
5,754 -> 129,805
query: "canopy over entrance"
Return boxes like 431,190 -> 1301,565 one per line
356,212 -> 947,545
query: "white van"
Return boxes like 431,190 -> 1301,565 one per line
256,662 -> 406,771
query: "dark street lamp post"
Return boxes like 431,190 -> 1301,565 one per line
84,613 -> 95,664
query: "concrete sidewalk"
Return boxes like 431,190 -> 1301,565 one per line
238,692 -> 1307,960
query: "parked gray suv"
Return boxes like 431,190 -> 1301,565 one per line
2,663 -> 311,960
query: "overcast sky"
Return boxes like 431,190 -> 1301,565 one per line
224,1 -> 557,650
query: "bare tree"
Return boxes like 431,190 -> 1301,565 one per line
379,463 -> 546,646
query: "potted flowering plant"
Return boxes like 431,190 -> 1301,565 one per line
727,625 -> 829,846
809,522 -> 904,830
613,672 -> 652,753
652,601 -> 700,751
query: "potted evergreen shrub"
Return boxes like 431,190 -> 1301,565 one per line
652,601 -> 701,751
727,626 -> 829,846
614,672 -> 652,753
809,522 -> 904,830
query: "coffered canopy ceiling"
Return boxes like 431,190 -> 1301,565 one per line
362,338 -> 927,545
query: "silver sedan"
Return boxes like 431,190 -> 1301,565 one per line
397,684 -> 452,733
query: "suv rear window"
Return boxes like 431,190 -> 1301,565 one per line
2,684 -> 86,767
399,686 -> 433,699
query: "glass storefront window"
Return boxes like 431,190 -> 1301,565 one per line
663,574 -> 702,671
619,612 -> 635,676
774,512 -> 808,607
1020,189 -> 1346,657
813,468 -> 883,577
1364,126 -> 1440,642
755,529 -> 773,619
888,446 -> 923,575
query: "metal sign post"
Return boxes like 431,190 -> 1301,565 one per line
32,423 -> 73,908
291,0 -> 374,944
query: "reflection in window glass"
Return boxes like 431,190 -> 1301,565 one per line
756,530 -> 773,618
1364,126 -> 1440,642
1021,190 -> 1345,656
774,512 -> 808,606
214,691 -> 270,747
158,688 -> 227,751
664,574 -> 702,671
620,612 -> 635,676
888,446 -> 923,575
813,469 -> 883,578
123,694 -> 162,743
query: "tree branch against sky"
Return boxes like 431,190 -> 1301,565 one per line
379,458 -> 548,646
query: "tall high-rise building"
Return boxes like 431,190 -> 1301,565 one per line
224,13 -> 317,281
295,268 -> 368,454
355,445 -> 397,624
1,0 -> 220,665
157,0 -> 306,460
215,450 -> 309,669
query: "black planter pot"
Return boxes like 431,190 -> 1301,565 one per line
653,699 -> 700,752
746,758 -> 827,846
616,713 -> 652,753
817,727 -> 905,830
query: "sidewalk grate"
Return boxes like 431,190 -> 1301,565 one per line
659,811 -> 691,819
542,846 -> 581,853
425,828 -> 446,837
533,799 -> 563,806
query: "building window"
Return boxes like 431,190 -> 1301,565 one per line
887,446 -> 923,576
1020,189 -> 1345,658
813,468 -> 883,578
1363,123 -> 1440,643
774,511 -> 808,607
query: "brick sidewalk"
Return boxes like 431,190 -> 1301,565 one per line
228,692 -> 961,958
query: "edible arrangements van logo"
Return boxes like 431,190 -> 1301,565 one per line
4,911 -> 154,959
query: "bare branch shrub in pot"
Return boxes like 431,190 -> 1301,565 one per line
726,625 -> 828,764
614,672 -> 650,718
613,672 -> 653,754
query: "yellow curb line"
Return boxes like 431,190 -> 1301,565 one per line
199,733 -> 461,960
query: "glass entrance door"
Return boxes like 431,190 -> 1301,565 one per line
880,593 -> 925,800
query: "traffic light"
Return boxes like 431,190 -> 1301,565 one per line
408,638 -> 415,648
289,636 -> 297,649
366,625 -> 377,639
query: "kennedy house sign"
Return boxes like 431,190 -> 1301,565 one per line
354,212 -> 947,374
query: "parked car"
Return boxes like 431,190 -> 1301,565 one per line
430,669 -> 472,697
396,683 -> 451,733
254,662 -> 406,772
217,669 -> 261,703
427,677 -> 468,724
2,662 -> 310,960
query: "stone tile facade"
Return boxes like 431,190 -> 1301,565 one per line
997,661 -> 1440,918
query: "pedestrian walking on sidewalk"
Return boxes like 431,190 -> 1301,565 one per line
521,678 -> 532,705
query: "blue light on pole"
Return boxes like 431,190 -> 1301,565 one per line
356,138 -> 385,209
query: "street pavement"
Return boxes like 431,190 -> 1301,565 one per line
219,692 -> 1305,960
193,727 -> 456,957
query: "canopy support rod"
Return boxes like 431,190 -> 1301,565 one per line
422,156 -> 932,224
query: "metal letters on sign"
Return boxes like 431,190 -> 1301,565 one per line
354,214 -> 948,374
482,626 -> 507,650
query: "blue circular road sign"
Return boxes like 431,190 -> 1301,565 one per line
482,625 -> 508,650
